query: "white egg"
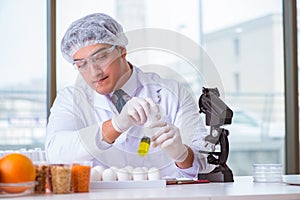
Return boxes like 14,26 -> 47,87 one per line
110,166 -> 119,173
124,165 -> 134,173
148,167 -> 161,180
124,166 -> 134,179
117,168 -> 131,181
90,168 -> 101,181
132,167 -> 147,181
142,167 -> 148,173
94,165 -> 105,174
102,168 -> 117,181
93,165 -> 105,180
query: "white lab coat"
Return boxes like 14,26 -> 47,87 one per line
46,65 -> 215,179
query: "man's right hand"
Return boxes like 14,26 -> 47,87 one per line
111,97 -> 157,132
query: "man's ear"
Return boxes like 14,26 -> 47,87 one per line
120,47 -> 127,58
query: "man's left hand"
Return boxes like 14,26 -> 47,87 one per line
151,123 -> 188,162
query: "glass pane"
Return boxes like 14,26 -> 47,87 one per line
0,0 -> 47,150
202,0 -> 284,175
57,0 -> 284,176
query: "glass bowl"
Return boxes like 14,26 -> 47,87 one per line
253,164 -> 283,182
0,181 -> 35,197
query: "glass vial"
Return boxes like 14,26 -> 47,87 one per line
137,136 -> 151,157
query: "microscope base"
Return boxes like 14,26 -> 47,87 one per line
198,165 -> 234,182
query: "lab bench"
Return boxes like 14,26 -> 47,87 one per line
5,175 -> 300,200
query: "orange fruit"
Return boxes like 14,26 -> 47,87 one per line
0,153 -> 36,193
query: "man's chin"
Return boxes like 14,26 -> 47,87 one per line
95,86 -> 112,95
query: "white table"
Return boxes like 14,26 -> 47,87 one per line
7,176 -> 300,200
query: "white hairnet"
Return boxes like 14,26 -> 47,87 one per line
61,13 -> 128,63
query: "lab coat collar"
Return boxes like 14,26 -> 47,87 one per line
132,65 -> 162,104
119,62 -> 139,97
128,65 -> 162,104
93,64 -> 163,111
93,92 -> 114,111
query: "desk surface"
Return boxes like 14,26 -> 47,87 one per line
7,176 -> 300,200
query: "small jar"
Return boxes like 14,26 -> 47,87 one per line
49,164 -> 72,194
34,162 -> 49,194
71,161 -> 92,193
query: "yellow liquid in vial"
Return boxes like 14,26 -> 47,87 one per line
138,136 -> 150,157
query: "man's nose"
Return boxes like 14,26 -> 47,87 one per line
89,61 -> 103,75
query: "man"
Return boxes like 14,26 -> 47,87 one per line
46,13 -> 214,179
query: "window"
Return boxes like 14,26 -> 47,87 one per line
0,0 -> 295,176
202,0 -> 284,175
56,0 -> 285,176
0,0 -> 47,150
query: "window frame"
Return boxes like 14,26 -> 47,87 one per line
283,0 -> 299,174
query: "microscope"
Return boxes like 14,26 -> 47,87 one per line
197,87 -> 234,182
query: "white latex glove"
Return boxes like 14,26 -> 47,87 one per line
111,97 -> 156,132
151,123 -> 188,162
